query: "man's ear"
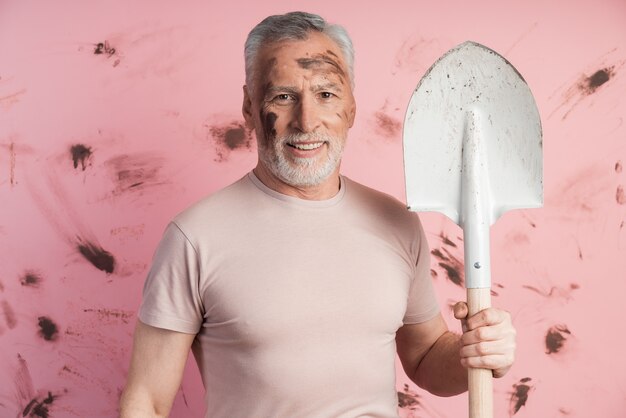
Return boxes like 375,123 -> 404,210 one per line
347,98 -> 357,128
242,85 -> 255,130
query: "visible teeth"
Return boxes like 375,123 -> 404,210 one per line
291,142 -> 324,150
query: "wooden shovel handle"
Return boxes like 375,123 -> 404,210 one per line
467,287 -> 493,418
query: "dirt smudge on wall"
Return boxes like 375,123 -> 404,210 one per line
70,144 -> 93,171
509,377 -> 533,415
578,67 -> 615,96
23,392 -> 58,418
209,121 -> 253,161
15,354 -> 36,407
1,300 -> 17,329
550,57 -> 624,120
21,271 -> 43,287
545,324 -> 572,354
104,153 -> 167,196
10,141 -> 16,186
373,111 -> 402,139
397,383 -> 421,410
431,247 -> 464,287
616,185 -> 626,205
37,316 -> 59,341
76,240 -> 116,274
83,308 -> 133,324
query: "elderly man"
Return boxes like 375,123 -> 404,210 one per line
120,11 -> 516,418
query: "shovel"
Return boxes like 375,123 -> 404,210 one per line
402,41 -> 542,418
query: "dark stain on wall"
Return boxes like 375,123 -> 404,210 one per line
37,316 -> 59,341
553,60 -> 623,120
10,141 -> 17,186
210,121 -> 253,161
70,144 -> 93,171
431,247 -> 464,287
94,41 -> 116,56
509,377 -> 533,415
21,271 -> 43,287
23,391 -> 58,418
615,161 -> 623,173
1,300 -> 17,329
523,283 -> 579,301
397,383 -> 421,410
578,66 -> 615,96
374,111 -> 402,139
104,153 -> 166,196
83,308 -> 133,324
616,185 -> 625,205
545,324 -> 571,354
440,232 -> 458,248
77,241 -> 116,274
15,354 -> 37,414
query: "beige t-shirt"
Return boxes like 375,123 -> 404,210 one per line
139,172 -> 439,418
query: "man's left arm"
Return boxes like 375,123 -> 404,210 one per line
395,304 -> 516,397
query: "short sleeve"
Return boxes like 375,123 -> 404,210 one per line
138,222 -> 204,334
402,215 -> 441,324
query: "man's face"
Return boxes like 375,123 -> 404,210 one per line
243,31 -> 356,188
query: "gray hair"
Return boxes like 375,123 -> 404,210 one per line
244,11 -> 355,91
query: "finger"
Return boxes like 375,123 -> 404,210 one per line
453,302 -> 468,320
465,308 -> 509,331
459,340 -> 514,358
460,353 -> 514,371
461,324 -> 503,345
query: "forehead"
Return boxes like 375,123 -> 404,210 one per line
256,32 -> 349,84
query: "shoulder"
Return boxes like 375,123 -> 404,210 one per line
343,177 -> 418,222
172,174 -> 254,234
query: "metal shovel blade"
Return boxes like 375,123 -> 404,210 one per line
402,41 -> 543,418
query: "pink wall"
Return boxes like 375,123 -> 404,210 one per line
1,0 -> 625,416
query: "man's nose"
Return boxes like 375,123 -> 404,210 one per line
293,96 -> 321,133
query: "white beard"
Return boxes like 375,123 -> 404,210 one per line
257,132 -> 345,187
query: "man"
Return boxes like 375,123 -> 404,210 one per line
120,11 -> 516,418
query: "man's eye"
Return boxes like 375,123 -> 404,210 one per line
320,92 -> 335,99
274,94 -> 292,101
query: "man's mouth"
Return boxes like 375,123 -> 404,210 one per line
287,142 -> 325,151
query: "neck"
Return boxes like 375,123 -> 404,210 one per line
253,163 -> 341,201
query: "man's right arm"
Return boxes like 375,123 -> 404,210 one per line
119,320 -> 196,418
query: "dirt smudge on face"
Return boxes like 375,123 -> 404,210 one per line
431,247 -> 464,287
70,144 -> 93,171
296,53 -> 347,83
258,110 -> 278,149
38,316 -> 59,341
1,300 -> 17,329
509,377 -> 533,415
77,240 -> 116,274
545,324 -> 571,354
